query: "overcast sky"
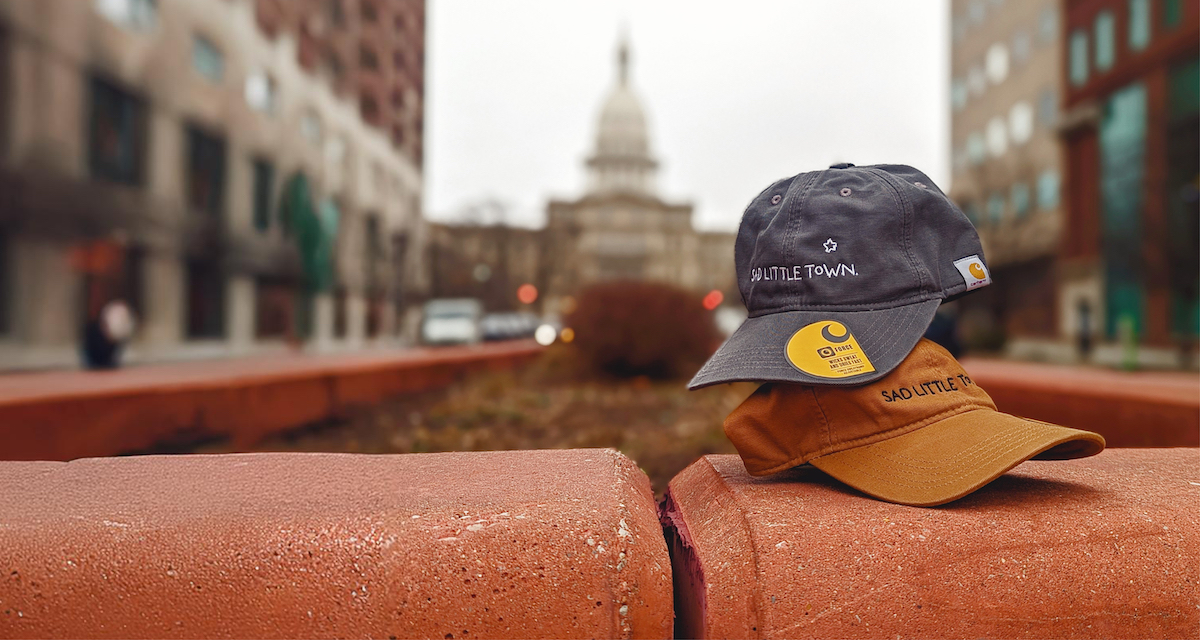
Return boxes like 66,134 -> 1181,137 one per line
425,0 -> 950,231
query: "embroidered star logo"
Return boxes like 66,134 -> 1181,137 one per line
823,238 -> 837,253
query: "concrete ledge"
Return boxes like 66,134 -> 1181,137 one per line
962,359 -> 1199,447
0,341 -> 541,461
0,449 -> 673,639
662,449 -> 1199,639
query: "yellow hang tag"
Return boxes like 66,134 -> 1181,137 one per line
785,321 -> 876,379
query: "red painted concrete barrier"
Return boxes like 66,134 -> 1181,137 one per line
962,358 -> 1199,447
661,449 -> 1199,639
0,448 -> 673,639
0,341 -> 542,461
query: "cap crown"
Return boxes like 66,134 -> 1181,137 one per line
724,339 -> 996,476
736,164 -> 986,316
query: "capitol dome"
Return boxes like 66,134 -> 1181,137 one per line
587,38 -> 658,195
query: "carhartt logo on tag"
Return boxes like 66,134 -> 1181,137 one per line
953,255 -> 991,290
785,321 -> 876,379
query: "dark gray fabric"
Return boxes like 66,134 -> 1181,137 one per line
688,298 -> 941,389
689,163 -> 987,390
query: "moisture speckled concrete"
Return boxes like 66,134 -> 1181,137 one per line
0,449 -> 673,639
663,448 -> 1199,639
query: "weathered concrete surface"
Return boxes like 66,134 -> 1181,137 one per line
962,358 -> 1199,447
0,341 -> 541,461
663,449 -> 1199,639
0,449 -> 673,639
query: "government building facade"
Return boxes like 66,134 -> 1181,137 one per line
539,40 -> 736,314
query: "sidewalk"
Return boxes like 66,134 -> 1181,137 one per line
0,341 -> 543,460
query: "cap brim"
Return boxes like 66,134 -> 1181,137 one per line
808,409 -> 1106,507
688,298 -> 941,390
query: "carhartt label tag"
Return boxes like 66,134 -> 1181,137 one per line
785,321 -> 876,379
953,255 -> 991,290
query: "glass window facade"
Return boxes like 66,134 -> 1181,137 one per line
1163,0 -> 1183,29
1094,11 -> 1116,72
1069,30 -> 1089,86
1099,83 -> 1148,337
1128,0 -> 1151,51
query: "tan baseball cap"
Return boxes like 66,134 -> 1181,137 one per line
724,338 -> 1105,506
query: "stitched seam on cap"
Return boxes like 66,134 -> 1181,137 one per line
785,171 -> 821,309
864,167 -> 928,292
746,292 -> 942,317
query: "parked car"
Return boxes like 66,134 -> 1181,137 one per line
421,298 -> 483,345
480,312 -> 540,342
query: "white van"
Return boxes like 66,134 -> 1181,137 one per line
421,298 -> 484,345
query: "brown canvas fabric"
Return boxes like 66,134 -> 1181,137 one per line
724,339 -> 1105,506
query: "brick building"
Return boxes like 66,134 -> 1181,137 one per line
1058,0 -> 1198,367
0,0 -> 427,369
255,0 -> 425,167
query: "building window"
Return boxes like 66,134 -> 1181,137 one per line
1128,0 -> 1152,51
360,94 -> 380,124
967,132 -> 986,165
1038,88 -> 1058,126
361,0 -> 378,22
185,259 -> 225,339
1094,11 -> 1116,72
185,125 -> 226,216
1009,101 -> 1033,145
252,159 -> 274,232
1011,182 -> 1031,218
95,0 -> 156,31
951,78 -> 968,111
1037,169 -> 1060,209
1069,29 -> 1089,86
967,66 -> 986,96
1038,4 -> 1057,43
987,193 -> 1006,224
968,0 -> 985,25
359,45 -> 378,71
245,71 -> 277,114
327,0 -> 345,27
88,76 -> 146,185
192,35 -> 224,82
1163,0 -> 1183,29
1012,29 -> 1031,65
986,116 -> 1007,157
985,43 -> 1009,84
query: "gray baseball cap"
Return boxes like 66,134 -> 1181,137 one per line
688,163 -> 991,390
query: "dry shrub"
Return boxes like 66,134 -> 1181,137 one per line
566,281 -> 719,379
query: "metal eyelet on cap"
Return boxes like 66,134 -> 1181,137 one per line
914,181 -> 927,189
770,195 -> 782,205
839,187 -> 852,197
